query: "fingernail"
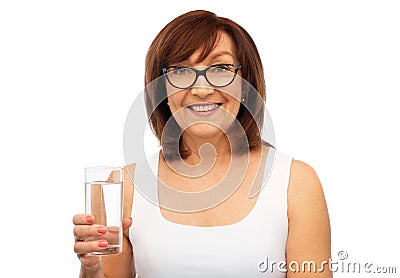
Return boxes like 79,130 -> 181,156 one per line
86,216 -> 93,223
98,240 -> 108,248
97,226 -> 107,234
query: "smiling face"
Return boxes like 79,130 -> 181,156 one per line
165,31 -> 242,140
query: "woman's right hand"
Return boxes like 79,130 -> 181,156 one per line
73,214 -> 134,276
73,214 -> 106,273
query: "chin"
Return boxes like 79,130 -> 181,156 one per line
184,123 -> 224,139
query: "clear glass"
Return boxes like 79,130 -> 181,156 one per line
85,166 -> 123,255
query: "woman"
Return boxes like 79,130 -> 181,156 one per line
73,10 -> 332,277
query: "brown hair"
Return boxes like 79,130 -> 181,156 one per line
145,10 -> 267,159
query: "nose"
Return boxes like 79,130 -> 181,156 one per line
190,75 -> 214,98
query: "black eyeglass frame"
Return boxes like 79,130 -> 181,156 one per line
162,63 -> 242,89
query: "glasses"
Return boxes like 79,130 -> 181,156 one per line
162,64 -> 242,89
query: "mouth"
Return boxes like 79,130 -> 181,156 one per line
187,103 -> 222,112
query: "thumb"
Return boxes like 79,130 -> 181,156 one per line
122,217 -> 133,231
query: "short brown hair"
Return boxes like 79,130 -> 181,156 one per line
145,10 -> 266,158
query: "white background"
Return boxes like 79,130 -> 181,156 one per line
1,0 -> 399,277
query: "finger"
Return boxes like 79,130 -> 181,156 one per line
74,240 -> 109,255
73,214 -> 95,225
122,217 -> 133,231
74,224 -> 107,239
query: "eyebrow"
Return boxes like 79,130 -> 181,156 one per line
176,51 -> 235,66
209,51 -> 235,60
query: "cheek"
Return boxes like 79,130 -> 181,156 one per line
233,101 -> 241,116
224,94 -> 241,115
221,75 -> 242,101
166,82 -> 178,108
167,91 -> 186,113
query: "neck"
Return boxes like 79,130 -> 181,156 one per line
181,132 -> 233,166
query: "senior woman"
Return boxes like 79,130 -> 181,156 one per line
73,10 -> 332,278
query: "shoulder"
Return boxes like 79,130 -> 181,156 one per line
285,159 -> 332,276
122,163 -> 136,218
286,158 -> 330,229
124,163 -> 136,177
287,159 -> 326,216
123,163 -> 136,190
289,159 -> 320,186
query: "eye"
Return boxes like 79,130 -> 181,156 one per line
170,67 -> 192,75
209,64 -> 233,73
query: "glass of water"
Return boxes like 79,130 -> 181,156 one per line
84,166 -> 123,255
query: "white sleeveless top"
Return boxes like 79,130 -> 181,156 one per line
129,149 -> 293,277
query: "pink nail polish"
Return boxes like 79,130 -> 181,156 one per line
86,216 -> 93,223
97,227 -> 107,234
98,241 -> 108,248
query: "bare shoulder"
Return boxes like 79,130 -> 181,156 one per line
124,163 -> 136,172
289,159 -> 320,187
122,163 -> 136,219
286,159 -> 332,277
287,160 -> 326,216
287,159 -> 330,229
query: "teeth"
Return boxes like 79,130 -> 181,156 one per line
190,104 -> 218,112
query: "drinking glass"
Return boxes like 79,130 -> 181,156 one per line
85,166 -> 123,255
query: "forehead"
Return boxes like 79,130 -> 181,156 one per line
185,32 -> 237,64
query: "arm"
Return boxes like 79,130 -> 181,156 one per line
286,160 -> 332,278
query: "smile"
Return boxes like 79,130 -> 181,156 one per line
186,103 -> 222,116
189,103 -> 220,112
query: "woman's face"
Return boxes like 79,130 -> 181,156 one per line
165,32 -> 242,140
